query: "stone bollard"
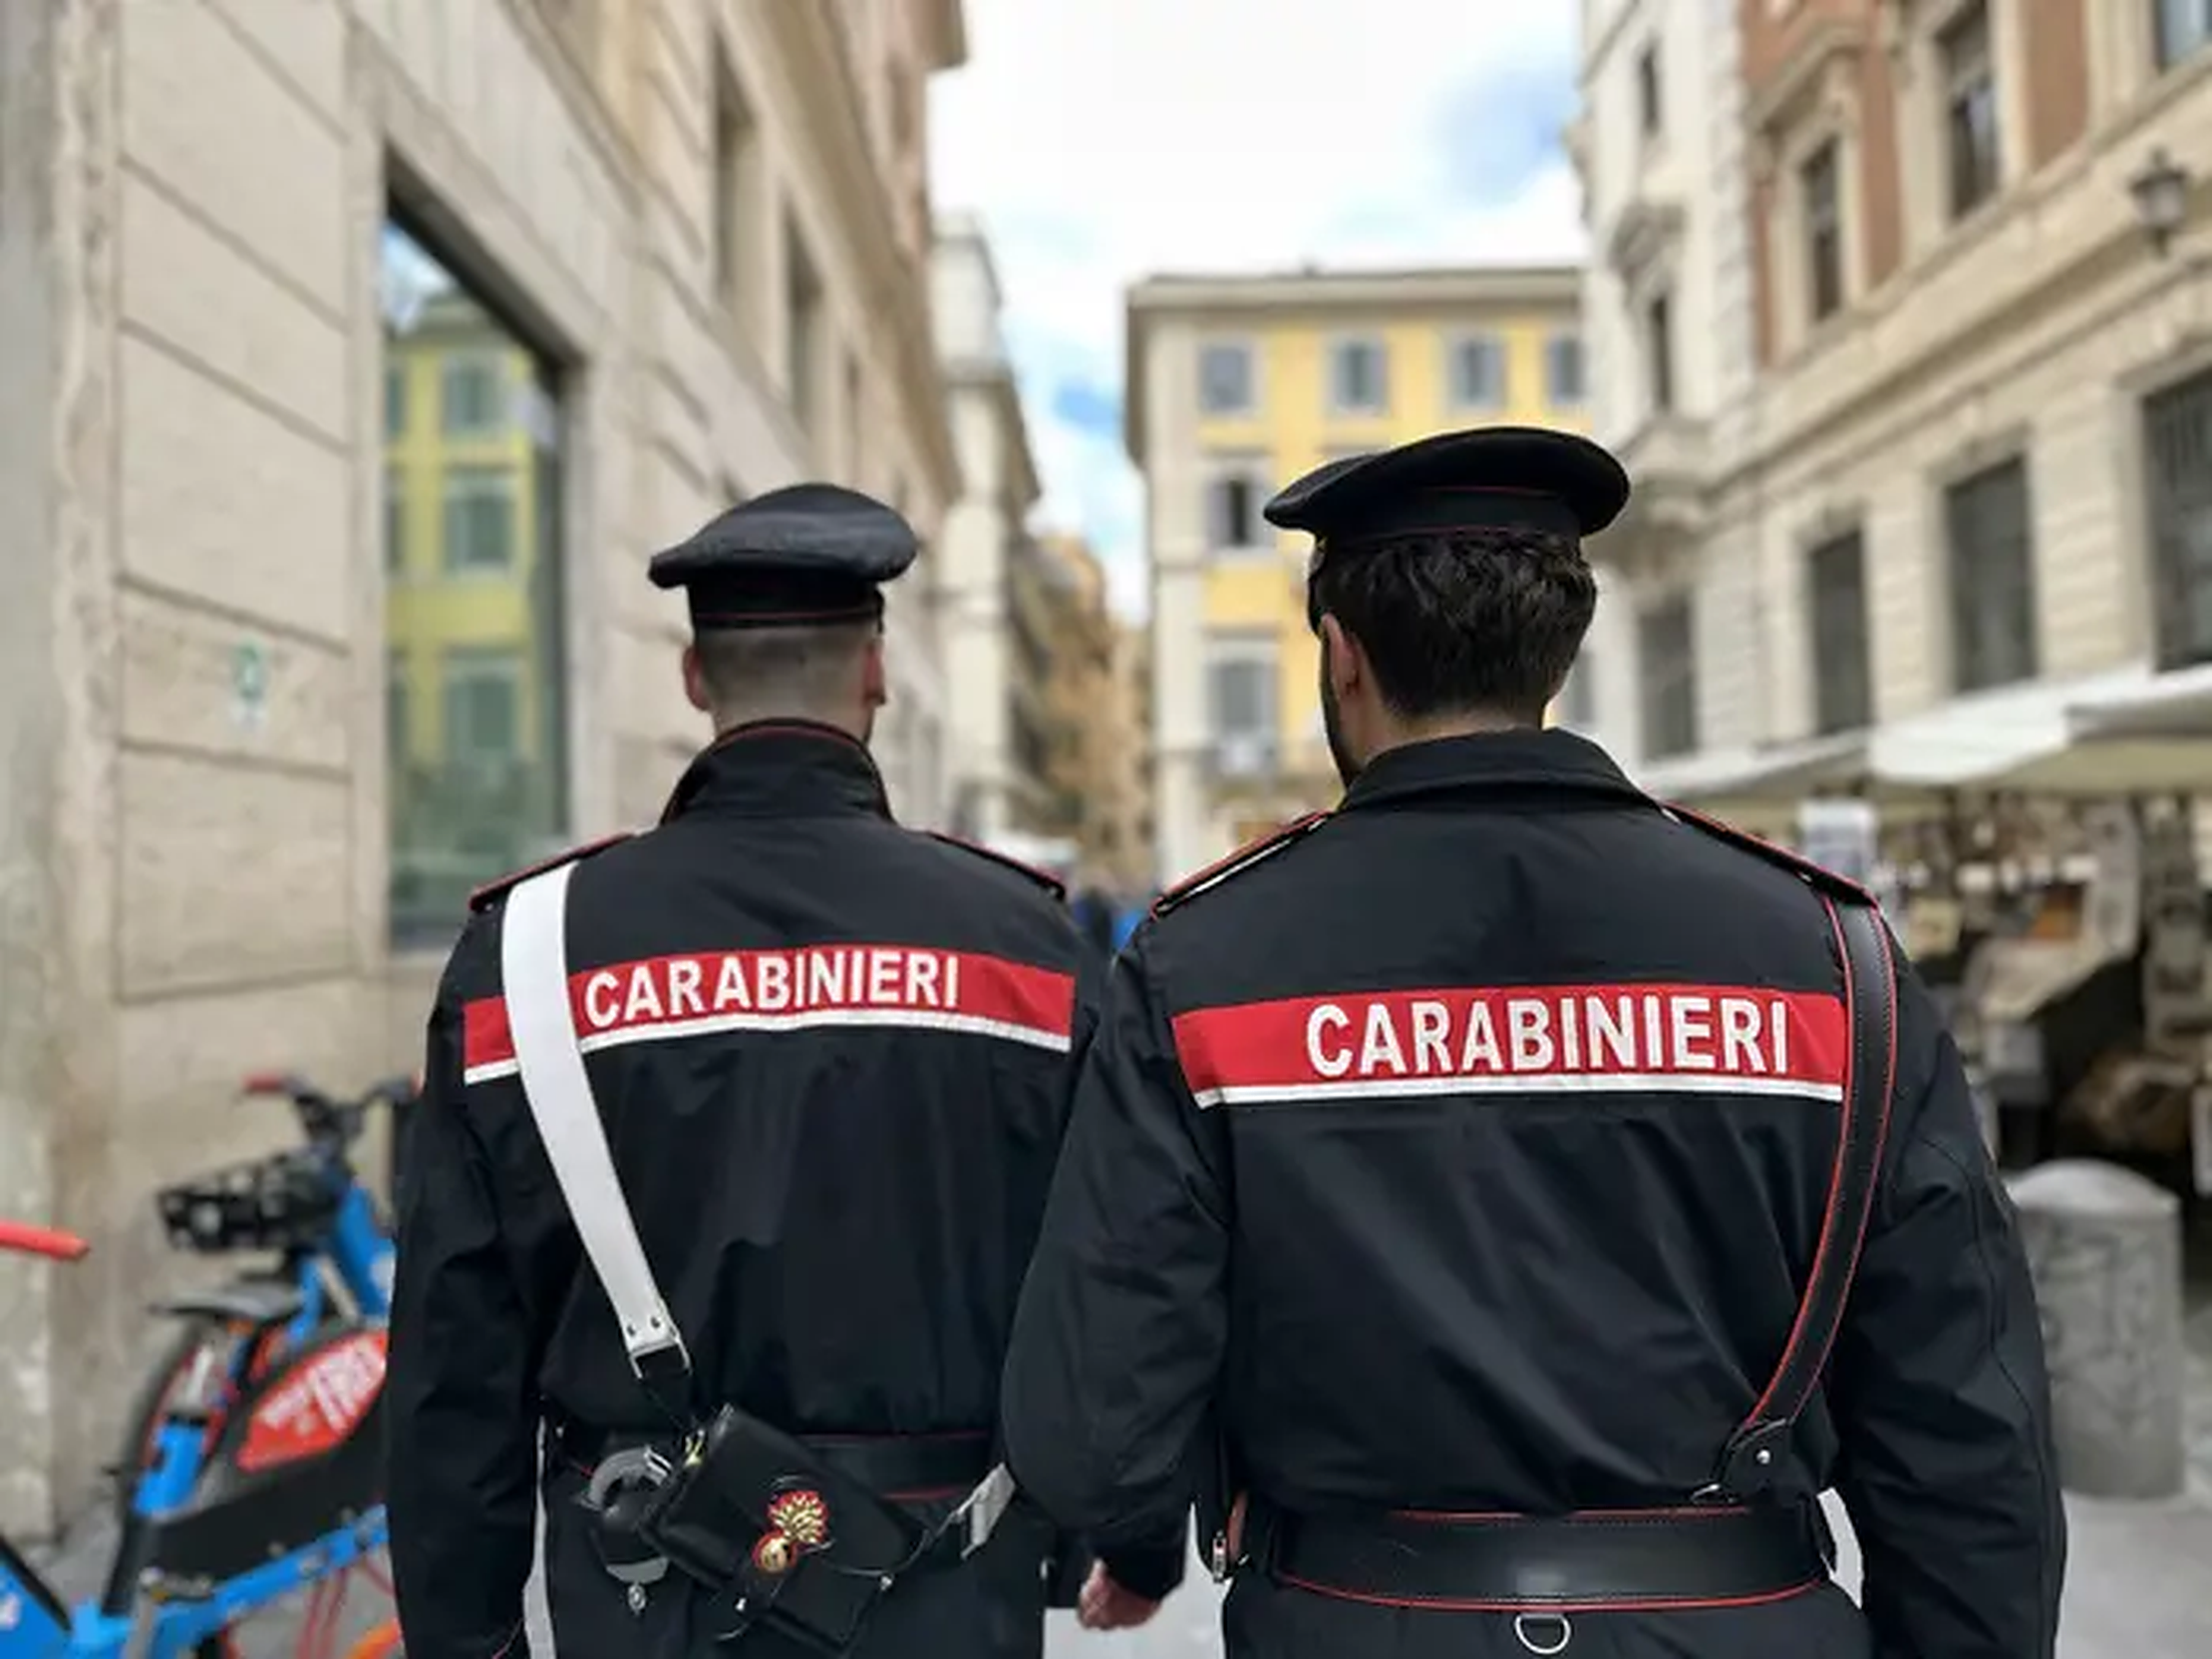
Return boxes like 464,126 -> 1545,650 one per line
2009,1159 -> 2186,1499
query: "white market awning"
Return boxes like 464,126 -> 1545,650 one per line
1864,666 -> 2149,792
1634,732 -> 1879,830
1627,663 -> 2212,828
1929,663 -> 2212,796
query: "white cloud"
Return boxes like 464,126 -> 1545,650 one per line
930,0 -> 1588,618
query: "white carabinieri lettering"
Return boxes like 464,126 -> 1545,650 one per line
1251,987 -> 1830,1109
582,946 -> 963,1031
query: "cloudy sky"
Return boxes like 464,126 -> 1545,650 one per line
930,0 -> 1588,617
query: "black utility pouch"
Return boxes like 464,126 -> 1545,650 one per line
639,1404 -> 930,1654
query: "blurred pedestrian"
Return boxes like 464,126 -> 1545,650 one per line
387,484 -> 1181,1658
999,427 -> 2062,1658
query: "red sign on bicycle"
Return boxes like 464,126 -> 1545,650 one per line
236,1328 -> 389,1473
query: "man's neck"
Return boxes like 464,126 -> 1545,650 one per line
711,710 -> 862,742
1373,708 -> 1534,752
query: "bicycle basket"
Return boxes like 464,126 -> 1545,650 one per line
156,1151 -> 342,1254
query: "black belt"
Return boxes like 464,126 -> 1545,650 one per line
1251,1499 -> 1832,1613
553,1421 -> 994,1503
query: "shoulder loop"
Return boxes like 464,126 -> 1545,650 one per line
1151,811 -> 1333,918
1659,800 -> 1876,907
468,831 -> 635,915
920,830 -> 1068,900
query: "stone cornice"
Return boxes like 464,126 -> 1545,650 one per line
1745,16 -> 1867,143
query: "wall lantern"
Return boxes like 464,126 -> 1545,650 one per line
2129,148 -> 2191,258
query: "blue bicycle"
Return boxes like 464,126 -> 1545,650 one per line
113,1074 -> 409,1523
0,1221 -> 400,1659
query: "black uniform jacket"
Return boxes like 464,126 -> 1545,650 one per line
387,722 -> 1181,1659
1001,728 -> 2064,1659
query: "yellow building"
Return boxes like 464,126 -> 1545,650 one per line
1124,266 -> 1587,882
383,282 -> 564,935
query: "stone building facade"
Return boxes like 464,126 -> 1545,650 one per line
1035,535 -> 1155,895
930,212 -> 1053,845
1575,0 -> 2212,815
1568,0 -> 1759,764
0,0 -> 966,1533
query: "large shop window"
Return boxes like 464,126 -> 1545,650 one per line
382,218 -> 568,947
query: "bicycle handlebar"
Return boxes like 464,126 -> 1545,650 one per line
0,1220 -> 90,1260
239,1072 -> 420,1147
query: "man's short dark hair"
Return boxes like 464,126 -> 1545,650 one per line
1308,527 -> 1597,724
691,619 -> 875,720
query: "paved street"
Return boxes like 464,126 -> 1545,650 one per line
28,1296 -> 2212,1654
31,1489 -> 2212,1657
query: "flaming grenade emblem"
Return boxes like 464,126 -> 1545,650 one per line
752,1488 -> 831,1576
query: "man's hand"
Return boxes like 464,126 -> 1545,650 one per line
1077,1560 -> 1163,1630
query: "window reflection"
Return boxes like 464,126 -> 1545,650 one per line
381,219 -> 567,946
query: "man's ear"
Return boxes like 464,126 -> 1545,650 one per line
860,630 -> 889,708
681,642 -> 713,715
1318,614 -> 1362,696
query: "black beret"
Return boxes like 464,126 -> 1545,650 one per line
1265,425 -> 1631,545
648,483 -> 919,632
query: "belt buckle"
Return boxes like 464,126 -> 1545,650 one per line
1513,1613 -> 1574,1656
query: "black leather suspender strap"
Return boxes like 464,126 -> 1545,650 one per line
1700,894 -> 1899,1502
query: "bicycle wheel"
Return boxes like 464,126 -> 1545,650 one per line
112,1316 -> 297,1516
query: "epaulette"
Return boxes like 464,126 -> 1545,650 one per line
467,832 -> 635,914
1659,800 -> 1878,908
1151,811 -> 1332,918
921,830 -> 1068,900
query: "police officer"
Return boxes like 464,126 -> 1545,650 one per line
387,484 -> 1182,1658
999,429 -> 2064,1658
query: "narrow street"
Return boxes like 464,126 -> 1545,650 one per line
27,1293 -> 2212,1654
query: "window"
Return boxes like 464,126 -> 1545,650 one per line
1644,290 -> 1676,414
1638,596 -> 1698,760
385,364 -> 407,438
1806,529 -> 1871,733
2155,0 -> 2212,70
1800,139 -> 1844,324
1940,3 -> 2001,220
1204,466 -> 1268,552
442,466 -> 518,574
1545,333 -> 1586,406
1206,637 -> 1279,777
786,211 -> 823,432
843,351 -> 863,479
2144,367 -> 2212,671
1329,337 -> 1389,414
385,467 -> 407,573
1636,41 -> 1663,138
1448,335 -> 1505,410
1945,456 -> 2039,692
441,354 -> 507,436
443,648 -> 522,766
382,217 -> 567,947
712,60 -> 754,306
387,652 -> 411,767
1198,341 -> 1255,415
